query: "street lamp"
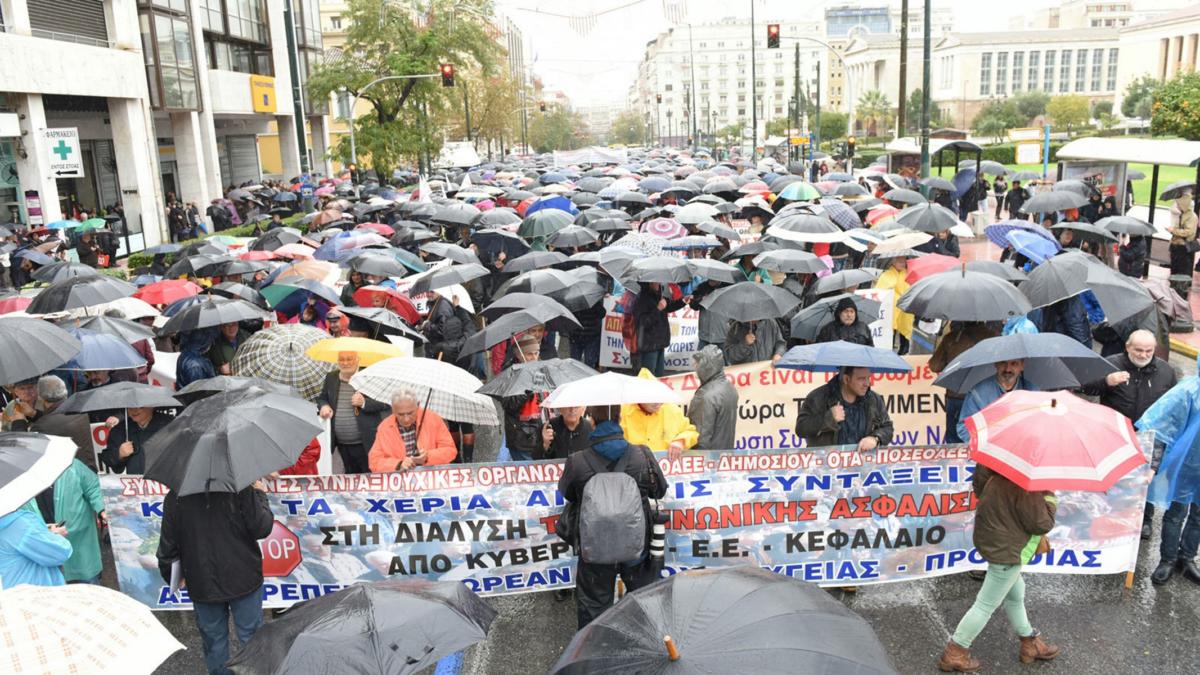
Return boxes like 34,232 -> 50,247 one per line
344,71 -> 444,168
666,109 -> 673,148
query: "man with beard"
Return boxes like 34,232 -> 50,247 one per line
957,359 -> 1035,443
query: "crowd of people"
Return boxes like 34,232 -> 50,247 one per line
1,145 -> 1198,674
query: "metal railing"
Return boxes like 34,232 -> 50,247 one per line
0,23 -> 116,49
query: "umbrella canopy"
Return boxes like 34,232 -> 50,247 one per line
157,297 -> 269,335
31,261 -> 100,284
306,336 -> 407,367
431,202 -> 480,227
777,181 -> 823,201
873,231 -> 933,254
61,327 -> 146,371
920,176 -> 956,192
1020,190 -> 1088,214
57,381 -> 181,413
811,268 -> 882,295
641,218 -> 688,239
933,332 -> 1120,393
676,202 -> 720,225
338,306 -> 423,342
965,390 -> 1144,492
263,278 -> 342,311
421,242 -> 481,266
817,198 -> 863,229
478,358 -> 599,398
0,432 -> 76,516
493,269 -> 575,298
696,220 -> 741,241
776,340 -> 912,373
898,269 -> 1033,322
753,249 -> 829,274
790,294 -> 883,341
541,371 -> 680,408
208,281 -> 269,309
701,282 -> 800,322
133,279 -> 203,306
833,182 -> 870,197
895,202 -> 961,233
685,258 -> 742,284
1096,215 -> 1155,237
1159,179 -> 1196,201
1006,230 -> 1060,265
765,214 -> 843,244
145,388 -> 323,496
59,314 -> 155,344
350,357 -> 499,425
550,565 -> 896,675
0,318 -> 81,384
546,224 -> 599,249
231,324 -> 332,401
27,275 -> 136,314
518,209 -> 573,239
882,188 -> 927,205
173,375 -> 297,404
0,583 -> 184,674
963,260 -> 1028,283
503,251 -> 568,274
227,579 -> 497,675
472,228 -> 531,259
346,251 -> 409,278
1138,277 -> 1191,321
406,263 -> 489,295
250,228 -> 303,251
166,253 -> 234,278
1021,251 -> 1154,323
461,307 -> 580,355
626,257 -> 692,284
480,293 -> 572,322
904,253 -> 961,284
1050,221 -> 1117,242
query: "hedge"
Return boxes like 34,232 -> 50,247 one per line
125,213 -> 307,271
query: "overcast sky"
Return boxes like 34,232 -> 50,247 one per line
494,0 -> 1053,108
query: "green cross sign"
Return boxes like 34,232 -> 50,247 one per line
52,140 -> 73,161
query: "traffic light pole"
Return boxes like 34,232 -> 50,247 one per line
345,72 -> 441,168
919,0 -> 932,179
749,0 -> 757,158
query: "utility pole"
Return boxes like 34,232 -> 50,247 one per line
689,23 -> 698,148
793,43 -> 800,164
814,61 -> 821,151
282,0 -> 310,174
464,85 -> 472,142
898,0 -> 909,138
919,0 -> 932,179
749,0 -> 758,157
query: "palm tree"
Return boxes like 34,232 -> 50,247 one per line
857,90 -> 893,137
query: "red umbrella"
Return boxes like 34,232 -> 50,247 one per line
356,222 -> 395,237
352,286 -> 420,324
133,279 -> 202,306
0,295 -> 33,315
964,390 -> 1145,492
516,196 -> 537,217
904,253 -> 959,284
240,250 -> 278,261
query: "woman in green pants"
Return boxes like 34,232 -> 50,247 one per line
938,465 -> 1062,672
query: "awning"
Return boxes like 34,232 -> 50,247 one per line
884,137 -> 982,156
1056,137 -> 1200,167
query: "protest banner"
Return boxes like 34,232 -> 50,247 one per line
102,440 -> 1150,610
857,287 -> 894,350
599,296 -> 700,372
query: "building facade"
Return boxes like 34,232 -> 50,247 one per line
0,0 -> 330,253
1112,5 -> 1200,116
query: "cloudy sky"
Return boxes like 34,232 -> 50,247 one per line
493,0 -> 1056,108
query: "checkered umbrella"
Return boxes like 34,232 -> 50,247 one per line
231,324 -> 332,402
350,357 -> 499,425
0,584 -> 183,674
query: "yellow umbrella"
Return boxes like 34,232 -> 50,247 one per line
305,337 -> 405,367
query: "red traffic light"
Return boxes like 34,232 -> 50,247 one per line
440,63 -> 455,87
767,24 -> 780,48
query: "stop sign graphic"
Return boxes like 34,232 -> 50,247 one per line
259,520 -> 302,577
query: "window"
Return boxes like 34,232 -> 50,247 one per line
1106,47 -> 1118,90
979,52 -> 992,95
1028,50 -> 1040,90
700,80 -> 708,90
737,108 -> 745,116
737,80 -> 745,89
1059,50 -> 1071,93
1012,52 -> 1024,92
1044,50 -> 1055,91
774,106 -> 782,115
200,0 -> 272,75
139,1 -> 200,111
664,84 -> 673,91
774,78 -> 784,88
336,91 -> 352,119
330,15 -> 341,30
996,52 -> 1008,95
1091,48 -> 1104,90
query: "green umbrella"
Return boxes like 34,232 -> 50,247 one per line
517,209 -> 572,239
77,218 -> 108,232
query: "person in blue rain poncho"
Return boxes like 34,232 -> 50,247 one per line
1136,359 -> 1200,587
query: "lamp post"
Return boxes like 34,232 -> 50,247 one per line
667,109 -> 673,147
345,72 -> 442,168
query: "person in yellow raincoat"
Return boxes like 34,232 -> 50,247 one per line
874,254 -> 914,354
620,368 -> 698,460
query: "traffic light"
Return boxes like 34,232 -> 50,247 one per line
440,63 -> 455,87
656,94 -> 662,104
767,24 -> 780,48
846,136 -> 856,158
539,101 -> 546,112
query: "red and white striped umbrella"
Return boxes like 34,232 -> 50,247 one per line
640,217 -> 688,240
965,390 -> 1145,492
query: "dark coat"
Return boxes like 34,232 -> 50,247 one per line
971,465 -> 1056,565
795,377 -> 894,447
314,371 -> 389,450
815,318 -> 873,345
102,411 -> 172,474
539,416 -> 595,460
630,286 -> 683,354
1083,353 -> 1177,423
1117,236 -> 1148,278
156,487 -> 274,603
1035,296 -> 1092,348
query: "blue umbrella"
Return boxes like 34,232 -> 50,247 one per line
392,248 -> 429,273
951,168 -> 976,200
14,248 -> 55,265
524,195 -> 580,217
775,340 -> 912,374
638,176 -> 671,193
46,219 -> 81,230
314,231 -> 386,262
132,274 -> 163,287
61,327 -> 146,371
984,220 -> 1057,249
273,191 -> 298,202
1006,230 -> 1059,265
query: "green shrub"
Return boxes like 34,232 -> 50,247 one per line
126,213 -> 307,270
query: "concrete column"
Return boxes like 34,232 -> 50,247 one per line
0,0 -> 31,34
169,111 -> 209,208
187,0 -> 223,202
308,115 -> 332,179
1168,35 -> 1182,79
110,98 -> 166,248
276,115 -> 302,180
1187,33 -> 1198,73
13,94 -> 63,225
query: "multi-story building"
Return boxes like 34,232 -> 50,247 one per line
1112,5 -> 1200,116
576,103 -> 623,144
0,0 -> 330,253
1009,0 -> 1192,31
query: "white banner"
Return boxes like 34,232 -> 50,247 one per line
600,296 -> 700,372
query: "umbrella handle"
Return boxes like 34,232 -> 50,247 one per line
664,636 -> 680,662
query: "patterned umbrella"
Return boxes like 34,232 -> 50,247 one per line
640,217 -> 688,239
818,198 -> 863,229
231,324 -> 332,401
984,220 -> 1058,249
350,357 -> 499,425
777,182 -> 822,201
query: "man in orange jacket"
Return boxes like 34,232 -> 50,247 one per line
369,390 -> 458,472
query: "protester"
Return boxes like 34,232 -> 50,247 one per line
938,464 -> 1060,671
27,457 -> 105,583
500,335 -> 546,461
539,406 -> 594,460
626,282 -> 684,377
1004,180 -> 1030,220
1,378 -> 40,431
956,360 -> 1034,442
208,322 -> 250,375
1034,295 -> 1092,348
687,345 -> 738,450
1167,191 -> 1197,278
1117,235 -> 1148,279
20,376 -> 94,469
317,351 -> 389,474
795,366 -> 894,450
992,175 -> 1007,219
75,230 -> 101,267
557,419 -> 666,628
875,256 -> 914,354
815,297 -> 873,345
102,406 -> 172,474
157,480 -> 273,674
177,329 -> 217,389
724,318 -> 786,366
368,390 -> 458,472
620,369 -> 697,459
0,505 -> 72,588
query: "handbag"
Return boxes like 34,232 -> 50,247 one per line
1185,238 -> 1200,254
96,253 -> 110,268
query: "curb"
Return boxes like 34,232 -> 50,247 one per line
1170,337 -> 1199,359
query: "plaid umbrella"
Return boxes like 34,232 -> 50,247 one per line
350,357 -> 499,425
818,198 -> 862,229
0,584 -> 183,674
230,324 -> 332,401
983,220 -> 1058,249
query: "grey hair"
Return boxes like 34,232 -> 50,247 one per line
391,389 -> 420,406
37,375 -> 68,403
1126,329 -> 1156,346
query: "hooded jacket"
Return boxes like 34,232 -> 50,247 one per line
875,266 -> 913,340
25,459 -> 103,582
688,345 -> 738,450
0,507 -> 72,589
724,318 -> 787,365
629,285 -> 684,354
815,298 -> 874,346
176,329 -> 217,389
620,369 -> 698,452
971,465 -> 1057,565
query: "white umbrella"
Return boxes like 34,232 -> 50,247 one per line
66,295 -> 160,320
0,584 -> 184,674
541,372 -> 681,408
0,434 -> 76,516
350,357 -> 499,425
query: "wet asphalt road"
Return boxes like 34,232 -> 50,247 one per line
140,355 -> 1199,674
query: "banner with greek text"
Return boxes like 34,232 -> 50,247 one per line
102,441 -> 1150,610
600,296 -> 700,372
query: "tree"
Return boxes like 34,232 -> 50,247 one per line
716,122 -> 746,148
1091,100 -> 1113,118
971,100 -> 1024,142
1152,72 -> 1200,140
765,118 -> 792,136
819,111 -> 849,142
307,0 -> 502,176
1121,75 -> 1160,119
1013,90 -> 1050,122
445,70 -> 523,155
528,104 -> 590,152
1046,95 -> 1090,135
856,90 -> 893,136
609,110 -> 646,146
902,89 -> 944,134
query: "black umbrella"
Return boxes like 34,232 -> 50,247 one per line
494,269 -> 575,298
208,282 -> 269,309
1052,179 -> 1100,198
478,358 -> 598,397
503,251 -> 568,274
406,263 -> 489,295
472,207 -> 522,229
1096,215 -> 1155,236
347,251 -> 409,278
626,257 -> 692,284
1159,180 -> 1196,201
790,293 -> 883,341
811,267 -> 881,295
0,318 -> 81,385
685,258 -> 741,284
752,249 -> 828,274
420,242 -> 481,266
144,388 -> 323,496
833,182 -> 870,197
546,224 -> 599,249
0,433 -> 76,516
1050,221 -> 1117,242
920,176 -> 956,192
214,259 -> 272,277
721,240 -> 780,261
250,229 -> 303,252
589,217 -> 633,233
898,269 -> 1032,321
850,197 -> 883,213
57,381 -> 181,414
550,566 -> 896,675
882,188 -> 927,205
934,332 -> 1119,393
461,307 -> 580,355
518,209 -> 573,239
157,297 -> 269,336
226,579 -> 497,675
31,262 -> 100,284
1021,251 -> 1153,323
27,275 -> 136,314
558,251 -> 601,269
390,226 -> 437,246
1020,190 -> 1088,214
964,260 -> 1028,282
173,376 -> 298,404
61,314 -> 154,343
696,220 -> 741,241
431,202 -> 480,227
895,202 -> 961,233
339,306 -> 425,343
558,281 -> 606,311
615,191 -> 650,205
481,293 -> 572,322
167,253 -> 234,278
764,212 -> 842,243
472,228 -> 531,259
178,240 -> 228,257
701,282 -> 799,322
